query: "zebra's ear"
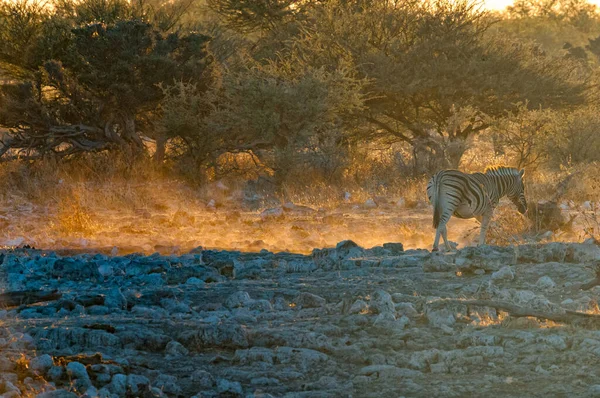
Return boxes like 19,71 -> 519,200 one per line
519,169 -> 525,178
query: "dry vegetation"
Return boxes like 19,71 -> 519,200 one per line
0,145 -> 591,255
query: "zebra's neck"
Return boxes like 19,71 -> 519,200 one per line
485,171 -> 517,201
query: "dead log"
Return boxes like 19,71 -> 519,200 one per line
431,298 -> 600,324
0,290 -> 61,307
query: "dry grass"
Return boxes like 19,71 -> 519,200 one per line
485,204 -> 534,246
0,146 -> 594,252
51,195 -> 99,237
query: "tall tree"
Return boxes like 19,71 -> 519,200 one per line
292,0 -> 587,170
0,1 -> 212,160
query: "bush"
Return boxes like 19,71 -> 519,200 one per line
545,107 -> 600,167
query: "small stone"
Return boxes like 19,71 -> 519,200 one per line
165,341 -> 189,357
127,374 -> 150,395
81,386 -> 99,398
427,309 -> 456,328
383,242 -> 404,254
30,354 -> 54,374
191,370 -> 215,388
47,365 -> 64,381
294,292 -> 326,308
108,374 -> 127,396
536,276 -> 556,289
226,291 -> 252,309
589,385 -> 600,397
373,311 -> 396,326
217,378 -> 243,395
104,288 -> 127,310
349,299 -> 368,314
97,263 -> 113,278
364,199 -> 378,208
491,266 -> 514,281
369,290 -> 395,314
66,361 -> 89,380
395,302 -> 418,317
152,374 -> 182,395
185,277 -> 205,286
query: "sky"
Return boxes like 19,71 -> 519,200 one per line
484,0 -> 600,10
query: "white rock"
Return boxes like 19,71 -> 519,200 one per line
185,277 -> 205,286
226,291 -> 252,308
349,299 -> 368,314
191,370 -> 214,388
491,266 -> 515,281
395,302 -> 418,317
364,199 -> 378,208
127,374 -> 150,395
373,311 -> 396,326
97,263 -> 113,278
108,374 -> 127,396
30,354 -> 54,374
217,378 -> 243,395
81,386 -> 99,398
427,309 -> 456,328
589,385 -> 600,397
536,276 -> 556,289
369,290 -> 395,314
583,201 -> 593,211
260,207 -> 284,221
66,361 -> 89,381
165,341 -> 189,357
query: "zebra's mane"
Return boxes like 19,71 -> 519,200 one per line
483,166 -> 520,176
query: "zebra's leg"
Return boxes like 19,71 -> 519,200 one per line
441,225 -> 452,251
478,211 -> 493,246
433,228 -> 441,252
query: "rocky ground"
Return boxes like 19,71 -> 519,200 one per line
3,240 -> 600,397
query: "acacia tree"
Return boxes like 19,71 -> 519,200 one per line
0,0 -> 212,160
160,53 -> 366,182
206,0 -> 318,32
294,0 -> 587,170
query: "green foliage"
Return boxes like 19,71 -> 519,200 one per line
207,0 -> 316,32
545,106 -> 600,167
160,53 -> 365,179
0,1 -> 212,159
491,103 -> 554,169
284,0 -> 586,170
0,0 -> 597,188
494,0 -> 600,56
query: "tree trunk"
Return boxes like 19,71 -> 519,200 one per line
154,134 -> 167,164
122,114 -> 143,148
445,139 -> 467,169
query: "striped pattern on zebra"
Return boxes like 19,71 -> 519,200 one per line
426,166 -> 527,251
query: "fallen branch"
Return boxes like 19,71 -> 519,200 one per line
431,298 -> 600,324
0,290 -> 61,307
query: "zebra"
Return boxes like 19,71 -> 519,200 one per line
426,166 -> 527,251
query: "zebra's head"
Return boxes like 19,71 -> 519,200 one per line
509,168 -> 527,214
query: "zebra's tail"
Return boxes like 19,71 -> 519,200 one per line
432,175 -> 442,229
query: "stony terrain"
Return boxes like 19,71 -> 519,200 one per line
3,240 -> 600,397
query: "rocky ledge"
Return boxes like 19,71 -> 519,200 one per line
2,241 -> 600,397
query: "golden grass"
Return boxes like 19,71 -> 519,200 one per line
0,146 -> 593,252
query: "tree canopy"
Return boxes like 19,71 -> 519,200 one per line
0,0 -> 595,178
